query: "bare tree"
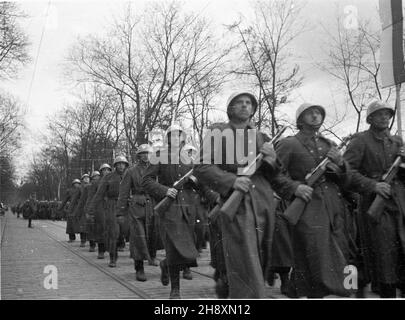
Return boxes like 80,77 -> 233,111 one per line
0,2 -> 30,80
0,90 -> 24,154
318,12 -> 392,132
66,1 -> 230,146
227,0 -> 306,134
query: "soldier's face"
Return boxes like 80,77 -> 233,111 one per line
83,177 -> 90,184
139,153 -> 149,162
369,109 -> 392,129
73,183 -> 80,189
168,132 -> 184,148
115,163 -> 126,173
301,107 -> 323,127
101,168 -> 111,176
92,175 -> 100,182
228,95 -> 253,121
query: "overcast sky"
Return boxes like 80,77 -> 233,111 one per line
3,0 -> 400,180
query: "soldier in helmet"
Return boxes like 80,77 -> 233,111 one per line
117,144 -> 162,281
183,144 -> 209,253
59,179 -> 81,242
344,100 -> 405,298
273,102 -> 352,298
82,171 -> 101,252
88,156 -> 129,267
142,125 -> 217,299
72,173 -> 92,248
88,163 -> 112,259
194,91 -> 296,298
23,193 -> 38,228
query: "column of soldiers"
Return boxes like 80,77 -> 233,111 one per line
14,91 -> 405,299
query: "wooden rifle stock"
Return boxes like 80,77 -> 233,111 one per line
367,156 -> 402,222
153,169 -> 194,216
281,135 -> 352,226
219,126 -> 288,221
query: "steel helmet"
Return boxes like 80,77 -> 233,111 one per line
136,144 -> 152,154
81,173 -> 90,180
72,179 -> 81,185
295,103 -> 326,127
99,163 -> 111,171
183,144 -> 197,152
226,91 -> 258,118
366,100 -> 395,123
91,171 -> 100,178
113,155 -> 129,167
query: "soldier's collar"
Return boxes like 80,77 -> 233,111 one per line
369,127 -> 391,141
227,121 -> 256,130
296,130 -> 323,142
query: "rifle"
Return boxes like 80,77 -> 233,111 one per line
219,125 -> 288,221
281,135 -> 352,226
367,155 -> 402,222
153,169 -> 195,216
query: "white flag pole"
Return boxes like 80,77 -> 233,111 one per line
396,83 -> 403,138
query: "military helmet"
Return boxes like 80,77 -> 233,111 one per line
99,163 -> 111,171
72,179 -> 81,185
226,91 -> 258,118
295,103 -> 326,127
183,144 -> 197,152
113,155 -> 129,166
166,124 -> 185,136
91,171 -> 100,178
136,144 -> 152,154
366,100 -> 395,123
81,173 -> 90,180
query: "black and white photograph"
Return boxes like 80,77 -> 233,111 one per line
1,0 -> 405,305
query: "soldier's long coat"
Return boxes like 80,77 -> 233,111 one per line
117,161 -> 163,262
62,188 -> 80,234
85,179 -> 105,243
88,170 -> 125,253
73,183 -> 91,234
344,128 -> 405,286
194,122 -> 297,298
142,149 -> 204,268
274,131 -> 352,298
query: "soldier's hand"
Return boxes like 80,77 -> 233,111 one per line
260,142 -> 276,158
166,188 -> 178,199
325,162 -> 341,173
327,147 -> 344,166
294,184 -> 313,202
233,176 -> 252,193
398,147 -> 405,159
374,182 -> 391,199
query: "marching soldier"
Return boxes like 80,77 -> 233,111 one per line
274,103 -> 352,298
117,144 -> 161,282
23,193 -> 38,228
194,91 -> 296,298
83,171 -> 101,252
59,179 -> 81,242
88,156 -> 129,267
69,174 -> 91,247
72,174 -> 92,248
89,163 -> 112,259
344,100 -> 405,298
142,125 -> 216,299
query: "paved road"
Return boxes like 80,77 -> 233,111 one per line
1,211 -> 382,300
1,211 -> 287,300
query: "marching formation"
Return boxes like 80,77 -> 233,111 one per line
10,92 -> 405,299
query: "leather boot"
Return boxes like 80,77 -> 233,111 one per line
169,266 -> 181,299
97,243 -> 105,259
160,259 -> 169,286
135,260 -> 147,282
89,240 -> 96,252
108,252 -> 116,267
279,272 -> 291,295
183,267 -> 192,280
215,274 -> 229,299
